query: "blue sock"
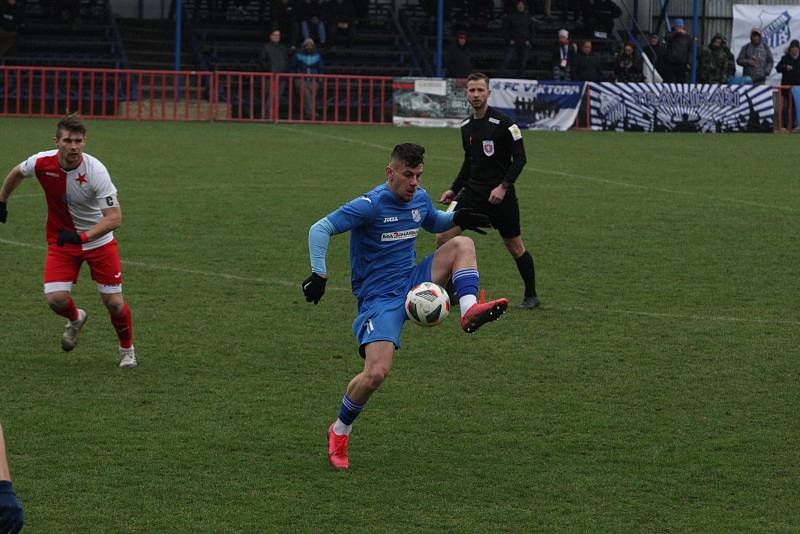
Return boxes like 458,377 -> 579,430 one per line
451,268 -> 479,298
337,394 -> 365,426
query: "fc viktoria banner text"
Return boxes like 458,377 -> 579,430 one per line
732,4 -> 800,85
589,83 -> 774,133
489,79 -> 584,131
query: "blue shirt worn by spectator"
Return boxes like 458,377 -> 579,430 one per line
293,50 -> 323,74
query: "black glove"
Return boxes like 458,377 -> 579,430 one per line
0,480 -> 24,534
56,228 -> 84,247
0,201 -> 7,224
453,207 -> 491,235
302,272 -> 327,304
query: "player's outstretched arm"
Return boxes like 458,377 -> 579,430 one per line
0,166 -> 25,224
0,424 -> 25,534
303,217 -> 336,304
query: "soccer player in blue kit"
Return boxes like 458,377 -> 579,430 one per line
302,143 -> 509,469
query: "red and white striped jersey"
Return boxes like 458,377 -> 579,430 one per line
19,150 -> 119,251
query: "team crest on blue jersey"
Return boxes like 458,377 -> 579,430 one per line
483,140 -> 495,157
760,10 -> 792,49
411,208 -> 421,222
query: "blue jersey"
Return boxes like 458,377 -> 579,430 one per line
326,183 -> 443,300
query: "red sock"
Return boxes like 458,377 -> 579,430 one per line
110,302 -> 133,349
55,297 -> 79,322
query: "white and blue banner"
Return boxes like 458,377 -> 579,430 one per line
732,4 -> 800,85
488,79 -> 584,131
589,83 -> 774,133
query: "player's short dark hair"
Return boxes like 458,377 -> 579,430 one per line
56,113 -> 86,139
466,72 -> 490,86
390,143 -> 425,167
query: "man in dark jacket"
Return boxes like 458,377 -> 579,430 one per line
501,0 -> 535,77
446,30 -> 472,78
643,32 -> 666,78
259,28 -> 290,72
664,18 -> 691,83
572,40 -> 604,81
698,33 -> 734,84
776,39 -> 800,130
327,0 -> 356,48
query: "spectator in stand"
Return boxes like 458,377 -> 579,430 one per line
501,0 -> 535,78
298,0 -> 326,47
572,39 -> 602,128
328,0 -> 356,48
261,28 -> 291,115
572,40 -> 604,82
271,0 -> 298,47
470,0 -> 495,28
293,37 -> 323,120
551,29 -> 577,81
614,41 -> 644,82
580,0 -> 621,38
737,27 -> 774,85
664,18 -> 691,83
446,30 -> 472,78
0,0 -> 21,57
643,32 -> 666,75
260,28 -> 290,73
776,39 -> 800,130
698,33 -> 734,84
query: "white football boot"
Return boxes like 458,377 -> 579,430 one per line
118,346 -> 138,369
61,309 -> 88,352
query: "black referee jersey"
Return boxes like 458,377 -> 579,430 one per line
450,106 -> 527,197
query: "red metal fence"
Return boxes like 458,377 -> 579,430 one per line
0,67 -> 393,124
0,66 -> 795,131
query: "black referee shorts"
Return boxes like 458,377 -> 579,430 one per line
455,187 -> 521,239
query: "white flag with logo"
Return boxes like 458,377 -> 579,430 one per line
732,4 -> 800,84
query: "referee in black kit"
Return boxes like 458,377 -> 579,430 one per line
437,72 -> 540,309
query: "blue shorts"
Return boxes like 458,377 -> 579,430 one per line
352,254 -> 434,358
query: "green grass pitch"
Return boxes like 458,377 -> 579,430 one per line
1,118 -> 798,532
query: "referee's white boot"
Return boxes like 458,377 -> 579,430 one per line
61,309 -> 88,352
118,346 -> 137,368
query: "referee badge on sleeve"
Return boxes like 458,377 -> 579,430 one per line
482,140 -> 495,157
509,124 -> 523,141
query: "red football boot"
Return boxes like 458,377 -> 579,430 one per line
461,298 -> 509,333
327,423 -> 350,469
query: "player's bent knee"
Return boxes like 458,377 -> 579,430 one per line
451,235 -> 476,256
45,292 -> 69,310
365,368 -> 389,390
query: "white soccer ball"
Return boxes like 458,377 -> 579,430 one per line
405,282 -> 450,327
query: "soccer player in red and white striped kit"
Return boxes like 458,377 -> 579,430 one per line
0,114 -> 136,368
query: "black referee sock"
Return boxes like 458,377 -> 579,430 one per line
514,250 -> 537,298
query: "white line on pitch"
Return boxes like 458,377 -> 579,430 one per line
0,237 -> 795,327
554,305 -> 800,327
0,237 -> 348,291
273,125 -> 798,213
